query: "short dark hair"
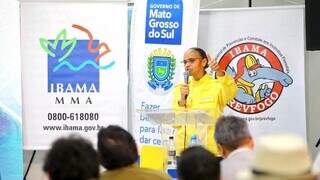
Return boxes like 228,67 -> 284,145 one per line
189,47 -> 208,68
43,135 -> 99,180
177,146 -> 221,180
215,115 -> 251,151
97,125 -> 138,170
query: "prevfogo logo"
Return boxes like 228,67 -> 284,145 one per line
39,24 -> 115,93
147,48 -> 176,93
218,37 -> 293,114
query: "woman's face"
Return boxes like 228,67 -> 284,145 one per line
183,50 -> 207,77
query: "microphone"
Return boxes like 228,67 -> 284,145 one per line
183,71 -> 189,84
183,71 -> 189,101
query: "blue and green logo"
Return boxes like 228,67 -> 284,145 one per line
39,24 -> 115,93
147,48 -> 176,91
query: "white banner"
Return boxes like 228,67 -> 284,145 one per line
130,0 -> 200,147
21,2 -> 128,149
198,6 -> 306,139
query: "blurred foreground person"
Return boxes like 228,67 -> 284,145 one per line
237,133 -> 318,180
177,146 -> 221,180
98,125 -> 170,180
43,135 -> 99,180
215,115 -> 254,180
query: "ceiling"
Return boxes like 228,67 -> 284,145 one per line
127,0 -> 304,9
200,0 -> 305,9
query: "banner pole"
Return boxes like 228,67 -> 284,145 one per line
23,150 -> 36,180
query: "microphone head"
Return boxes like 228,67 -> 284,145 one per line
183,71 -> 189,84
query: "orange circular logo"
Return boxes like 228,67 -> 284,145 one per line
218,39 -> 293,114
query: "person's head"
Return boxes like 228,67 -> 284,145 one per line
177,146 -> 221,180
97,125 -> 138,170
215,115 -> 254,158
43,135 -> 99,180
237,133 -> 316,180
183,47 -> 208,79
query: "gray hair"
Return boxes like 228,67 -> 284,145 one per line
214,115 -> 251,151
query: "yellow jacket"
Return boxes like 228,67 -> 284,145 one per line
172,73 -> 237,155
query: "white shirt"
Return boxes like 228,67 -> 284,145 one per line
221,148 -> 253,180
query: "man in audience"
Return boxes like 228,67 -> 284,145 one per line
97,125 -> 171,180
237,133 -> 318,180
214,115 -> 254,180
43,135 -> 99,180
177,146 -> 221,180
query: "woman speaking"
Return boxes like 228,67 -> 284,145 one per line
172,47 -> 237,155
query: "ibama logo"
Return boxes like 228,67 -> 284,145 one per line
218,38 -> 293,114
39,24 -> 115,93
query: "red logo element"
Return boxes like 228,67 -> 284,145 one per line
219,42 -> 292,114
72,24 -> 111,62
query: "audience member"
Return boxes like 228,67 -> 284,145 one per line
214,115 -> 254,180
97,125 -> 170,180
237,133 -> 318,180
177,146 -> 221,180
43,135 -> 99,180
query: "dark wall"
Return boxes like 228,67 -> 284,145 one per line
306,0 -> 320,50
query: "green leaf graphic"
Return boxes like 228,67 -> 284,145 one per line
39,38 -> 55,57
39,29 -> 77,62
59,37 -> 77,62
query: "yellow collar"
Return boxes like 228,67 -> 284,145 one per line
191,73 -> 211,85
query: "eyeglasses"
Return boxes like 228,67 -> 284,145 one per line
181,58 -> 203,65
